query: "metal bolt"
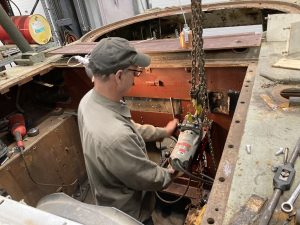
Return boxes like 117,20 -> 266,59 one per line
271,166 -> 278,172
275,147 -> 284,156
245,144 -> 251,154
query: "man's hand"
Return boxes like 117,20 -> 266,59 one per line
167,164 -> 184,179
164,119 -> 179,136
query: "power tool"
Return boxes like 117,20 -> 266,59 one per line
170,113 -> 202,171
8,113 -> 26,150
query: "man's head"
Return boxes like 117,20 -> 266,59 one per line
86,37 -> 151,100
86,37 -> 150,80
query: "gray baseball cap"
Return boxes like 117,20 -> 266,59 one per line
88,37 -> 151,75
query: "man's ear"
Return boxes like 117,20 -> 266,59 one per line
114,70 -> 123,83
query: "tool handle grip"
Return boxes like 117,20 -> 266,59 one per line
14,131 -> 24,149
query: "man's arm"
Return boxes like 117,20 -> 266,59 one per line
132,119 -> 178,142
100,132 -> 173,191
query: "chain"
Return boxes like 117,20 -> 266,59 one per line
190,0 -> 217,173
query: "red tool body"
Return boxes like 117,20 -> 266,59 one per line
8,114 -> 26,150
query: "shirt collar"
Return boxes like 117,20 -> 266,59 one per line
91,89 -> 131,118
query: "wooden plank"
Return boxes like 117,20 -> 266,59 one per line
273,58 -> 300,70
48,33 -> 262,55
0,55 -> 61,94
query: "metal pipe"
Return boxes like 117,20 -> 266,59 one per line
259,189 -> 282,225
0,4 -> 33,53
289,138 -> 300,167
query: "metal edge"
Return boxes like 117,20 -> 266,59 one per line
80,1 -> 300,42
201,62 -> 258,225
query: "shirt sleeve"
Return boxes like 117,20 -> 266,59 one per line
132,121 -> 168,142
100,131 -> 172,191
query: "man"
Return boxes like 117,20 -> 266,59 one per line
78,37 -> 178,224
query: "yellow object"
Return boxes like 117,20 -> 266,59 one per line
192,99 -> 203,116
185,112 -> 193,123
28,14 -> 52,44
179,24 -> 192,49
196,205 -> 207,224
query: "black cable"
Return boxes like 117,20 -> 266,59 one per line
19,147 -> 78,187
9,0 -> 21,15
30,0 -> 40,15
155,178 -> 191,204
175,160 -> 214,184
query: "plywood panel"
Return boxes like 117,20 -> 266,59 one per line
0,115 -> 86,206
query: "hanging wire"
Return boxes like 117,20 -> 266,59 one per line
20,148 -> 78,188
177,0 -> 187,24
9,0 -> 21,15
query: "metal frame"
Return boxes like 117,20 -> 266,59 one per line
80,0 -> 300,42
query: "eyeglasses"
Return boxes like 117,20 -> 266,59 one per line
127,68 -> 143,77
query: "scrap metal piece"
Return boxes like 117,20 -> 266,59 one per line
246,144 -> 252,154
27,128 -> 40,137
275,147 -> 284,156
229,194 -> 266,225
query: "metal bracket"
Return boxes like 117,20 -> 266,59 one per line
14,52 -> 45,66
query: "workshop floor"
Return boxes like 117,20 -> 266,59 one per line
152,194 -> 190,225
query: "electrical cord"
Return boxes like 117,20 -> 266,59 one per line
155,178 -> 191,204
9,0 -> 21,15
66,55 -> 89,67
178,0 -> 187,25
174,160 -> 214,184
19,147 -> 78,187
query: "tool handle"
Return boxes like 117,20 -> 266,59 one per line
289,138 -> 300,167
14,131 -> 24,149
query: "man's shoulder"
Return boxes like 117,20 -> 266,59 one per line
78,90 -> 93,109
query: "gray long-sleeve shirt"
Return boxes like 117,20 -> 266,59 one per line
78,89 -> 172,222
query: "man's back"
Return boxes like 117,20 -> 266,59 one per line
78,89 -> 171,222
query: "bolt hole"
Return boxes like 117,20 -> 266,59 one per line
240,101 -> 245,104
207,218 -> 215,224
246,80 -> 251,83
245,85 -> 249,87
235,120 -> 240,123
219,177 -> 225,182
228,144 -> 234,148
215,208 -> 219,211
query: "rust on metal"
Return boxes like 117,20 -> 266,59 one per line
124,97 -> 181,115
228,194 -> 266,225
201,63 -> 258,225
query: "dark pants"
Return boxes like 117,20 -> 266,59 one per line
143,217 -> 154,225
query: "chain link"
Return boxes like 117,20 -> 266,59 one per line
190,0 -> 217,173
